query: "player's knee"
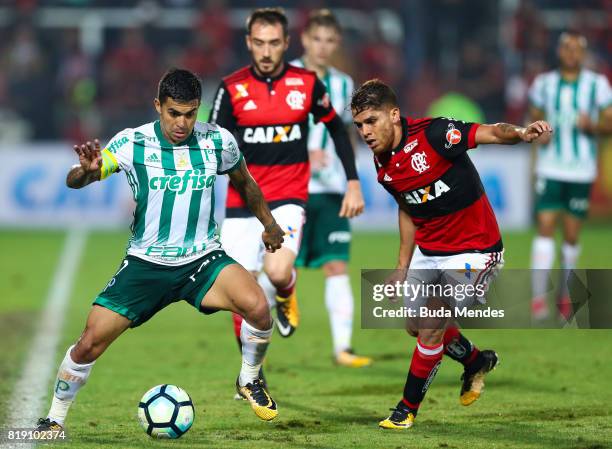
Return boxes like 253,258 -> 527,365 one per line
405,327 -> 418,337
418,328 -> 444,346
538,224 -> 555,237
564,236 -> 579,246
266,265 -> 292,288
537,218 -> 556,237
323,261 -> 347,277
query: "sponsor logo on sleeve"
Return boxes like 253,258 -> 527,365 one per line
445,123 -> 462,149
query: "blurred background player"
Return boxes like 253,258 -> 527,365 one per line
36,69 -> 285,432
351,79 -> 552,429
209,7 -> 364,389
290,9 -> 371,368
529,31 -> 612,320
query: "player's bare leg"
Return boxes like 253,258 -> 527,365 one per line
321,260 -> 371,367
38,306 -> 131,430
558,213 -> 583,320
531,211 -> 559,319
264,247 -> 299,337
202,264 -> 277,421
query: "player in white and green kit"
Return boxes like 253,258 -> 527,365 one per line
291,10 -> 371,367
529,32 -> 612,319
37,69 -> 285,433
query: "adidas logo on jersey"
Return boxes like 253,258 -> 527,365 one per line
243,99 -> 257,111
402,180 -> 450,205
145,153 -> 161,163
243,125 -> 302,144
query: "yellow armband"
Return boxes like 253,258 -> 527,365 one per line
100,148 -> 119,180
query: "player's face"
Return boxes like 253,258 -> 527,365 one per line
247,21 -> 289,77
301,25 -> 340,68
154,97 -> 200,144
352,106 -> 401,155
558,36 -> 585,71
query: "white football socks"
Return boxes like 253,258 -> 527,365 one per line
47,345 -> 95,425
559,242 -> 580,299
561,242 -> 580,269
325,274 -> 354,356
239,320 -> 273,386
531,236 -> 555,299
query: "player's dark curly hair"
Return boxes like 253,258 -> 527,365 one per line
350,79 -> 399,115
247,7 -> 288,37
304,9 -> 341,33
157,68 -> 202,104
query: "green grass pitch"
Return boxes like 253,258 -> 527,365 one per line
1,227 -> 612,448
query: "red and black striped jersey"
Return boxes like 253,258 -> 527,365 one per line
377,117 -> 502,255
210,64 -> 338,217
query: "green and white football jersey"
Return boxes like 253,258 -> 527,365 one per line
529,69 -> 612,183
291,60 -> 354,194
101,120 -> 242,266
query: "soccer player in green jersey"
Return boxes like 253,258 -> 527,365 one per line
36,69 -> 285,432
529,31 -> 612,320
291,9 -> 371,368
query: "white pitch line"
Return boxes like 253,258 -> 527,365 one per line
4,229 -> 87,448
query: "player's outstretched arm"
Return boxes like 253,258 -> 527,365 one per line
66,139 -> 103,189
227,159 -> 284,252
475,120 -> 553,145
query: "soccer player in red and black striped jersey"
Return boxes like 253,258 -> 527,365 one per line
209,8 -> 364,371
351,79 -> 552,429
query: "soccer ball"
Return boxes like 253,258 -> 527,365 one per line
137,384 -> 194,439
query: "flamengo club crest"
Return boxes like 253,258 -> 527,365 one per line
411,151 -> 430,173
445,123 -> 462,149
286,90 -> 306,110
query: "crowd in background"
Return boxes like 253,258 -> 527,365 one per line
0,0 -> 610,142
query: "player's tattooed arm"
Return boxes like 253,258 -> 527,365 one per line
66,139 -> 102,188
475,121 -> 553,145
228,159 -> 284,251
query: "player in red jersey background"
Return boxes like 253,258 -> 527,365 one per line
209,8 -> 364,390
351,79 -> 551,430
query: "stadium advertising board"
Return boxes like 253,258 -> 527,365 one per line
0,144 -> 531,230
